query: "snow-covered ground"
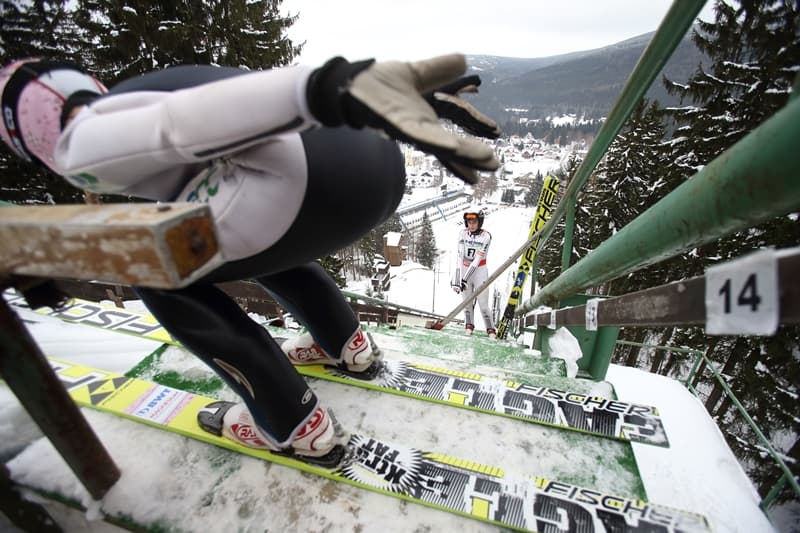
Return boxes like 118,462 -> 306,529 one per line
0,198 -> 780,532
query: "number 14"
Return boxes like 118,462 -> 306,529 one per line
718,273 -> 762,314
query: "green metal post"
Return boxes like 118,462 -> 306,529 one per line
684,349 -> 706,387
518,93 -> 800,312
533,294 -> 620,380
560,192 -> 577,272
762,473 -> 788,510
588,326 -> 620,380
791,72 -> 800,102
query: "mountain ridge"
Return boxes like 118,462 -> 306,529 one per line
464,30 -> 706,126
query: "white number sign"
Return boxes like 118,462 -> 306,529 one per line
705,249 -> 778,335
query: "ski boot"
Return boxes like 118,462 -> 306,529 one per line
487,328 -> 497,339
281,328 -> 384,380
197,402 -> 346,467
465,324 -> 475,336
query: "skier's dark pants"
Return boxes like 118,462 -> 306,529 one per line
136,127 -> 406,442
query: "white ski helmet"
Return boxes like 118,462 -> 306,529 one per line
0,58 -> 106,172
463,206 -> 485,229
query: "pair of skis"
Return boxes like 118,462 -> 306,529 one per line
10,293 -> 670,448
46,356 -> 711,532
5,292 -> 713,530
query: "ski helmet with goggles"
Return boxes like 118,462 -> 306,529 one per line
0,58 -> 106,172
463,209 -> 485,229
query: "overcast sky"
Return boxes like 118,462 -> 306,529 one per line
280,1 -> 718,66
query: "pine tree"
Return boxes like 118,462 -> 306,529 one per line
578,100 -> 669,295
471,170 -> 498,201
654,0 -> 800,502
355,213 -> 403,275
535,153 -> 578,287
523,175 -> 543,207
416,211 -> 437,269
317,256 -> 346,288
72,0 -> 301,83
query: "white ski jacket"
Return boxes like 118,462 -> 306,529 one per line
454,228 -> 492,284
53,66 -> 318,261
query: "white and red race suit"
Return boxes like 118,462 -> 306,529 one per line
452,227 -> 495,330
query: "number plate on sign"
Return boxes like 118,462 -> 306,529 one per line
705,249 -> 778,335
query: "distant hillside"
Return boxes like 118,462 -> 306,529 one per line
466,31 -> 707,127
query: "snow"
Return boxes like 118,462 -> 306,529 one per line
549,114 -> 577,126
0,202 -> 777,532
384,231 -> 401,246
607,365 -> 771,533
547,327 -> 582,378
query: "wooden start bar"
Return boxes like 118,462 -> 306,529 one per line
0,203 -> 221,288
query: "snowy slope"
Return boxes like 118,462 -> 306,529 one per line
6,308 -> 641,532
607,365 -> 773,533
0,203 -> 775,532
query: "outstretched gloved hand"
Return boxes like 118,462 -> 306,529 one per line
423,75 -> 501,140
306,54 -> 500,184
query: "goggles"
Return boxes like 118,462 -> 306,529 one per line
464,213 -> 479,221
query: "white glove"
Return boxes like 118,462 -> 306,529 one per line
306,54 -> 499,184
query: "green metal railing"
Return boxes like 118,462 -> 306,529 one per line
359,0 -> 800,515
518,92 -> 800,312
513,0 -> 799,313
500,0 -> 800,516
685,348 -> 800,510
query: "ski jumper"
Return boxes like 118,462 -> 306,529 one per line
453,227 -> 494,330
53,66 -> 406,447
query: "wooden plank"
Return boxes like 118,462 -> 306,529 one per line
0,203 -> 221,289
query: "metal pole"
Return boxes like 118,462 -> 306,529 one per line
560,191 -> 577,272
432,255 -> 437,313
699,348 -> 800,499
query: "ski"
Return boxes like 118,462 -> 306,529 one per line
496,176 -> 559,340
7,292 -> 669,447
47,357 -> 711,532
